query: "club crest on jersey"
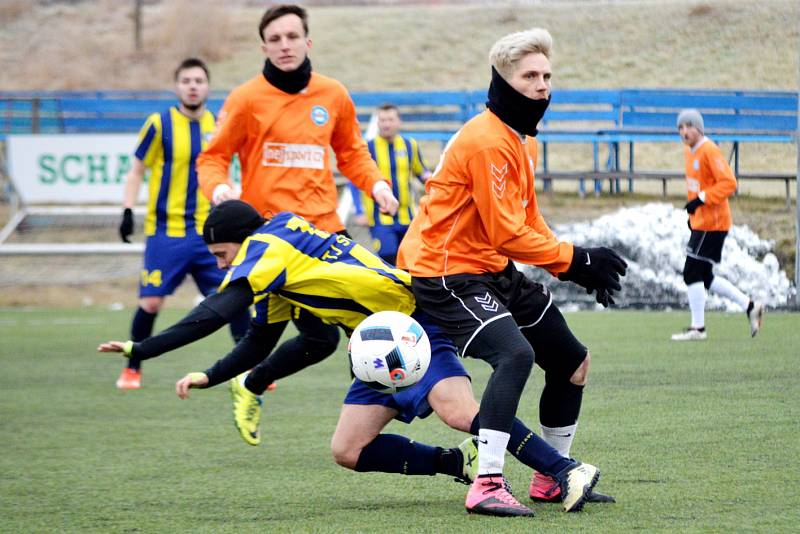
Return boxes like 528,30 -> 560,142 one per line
490,163 -> 508,199
311,105 -> 329,126
693,159 -> 700,171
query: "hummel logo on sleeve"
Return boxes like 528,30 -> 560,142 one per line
585,252 -> 591,266
490,163 -> 508,199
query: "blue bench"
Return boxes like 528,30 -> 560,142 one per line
351,89 -> 483,143
0,89 -> 481,138
2,88 -> 796,200
533,88 -> 797,197
0,90 -> 230,135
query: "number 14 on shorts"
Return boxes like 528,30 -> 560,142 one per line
140,269 -> 163,287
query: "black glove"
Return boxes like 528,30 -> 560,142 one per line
684,197 -> 703,214
579,284 -> 617,308
558,246 -> 628,294
119,208 -> 134,243
594,287 -> 616,308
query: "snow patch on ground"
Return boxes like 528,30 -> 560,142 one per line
519,203 -> 794,309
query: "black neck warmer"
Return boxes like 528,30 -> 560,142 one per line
263,57 -> 312,94
485,66 -> 550,137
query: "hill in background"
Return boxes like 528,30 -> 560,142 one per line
0,0 -> 797,304
1,0 -> 796,91
2,0 -> 797,175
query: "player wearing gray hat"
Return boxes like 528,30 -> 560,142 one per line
672,109 -> 764,341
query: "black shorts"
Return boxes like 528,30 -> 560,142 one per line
411,262 -> 587,376
686,230 -> 727,264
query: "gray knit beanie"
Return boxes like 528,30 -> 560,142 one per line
677,109 -> 704,133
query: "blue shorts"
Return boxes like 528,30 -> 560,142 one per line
369,224 -> 409,261
343,311 -> 469,424
139,233 -> 226,298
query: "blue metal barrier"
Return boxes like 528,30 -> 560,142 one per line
2,88 -> 796,195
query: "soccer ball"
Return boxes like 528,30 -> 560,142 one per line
348,311 -> 432,394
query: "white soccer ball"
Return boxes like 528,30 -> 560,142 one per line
348,311 -> 432,394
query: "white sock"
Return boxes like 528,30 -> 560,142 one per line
687,282 -> 706,329
477,428 -> 510,475
541,423 -> 577,458
709,276 -> 750,310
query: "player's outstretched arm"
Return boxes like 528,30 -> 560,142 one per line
170,322 -> 283,399
96,280 -> 254,361
98,341 -> 133,354
175,372 -> 209,399
201,321 -> 285,389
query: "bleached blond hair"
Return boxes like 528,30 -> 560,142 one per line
489,28 -> 553,80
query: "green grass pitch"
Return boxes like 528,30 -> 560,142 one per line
1,308 -> 798,532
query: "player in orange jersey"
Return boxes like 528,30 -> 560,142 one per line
397,28 -> 625,516
670,109 -> 764,341
196,5 -> 399,441
197,5 -> 397,228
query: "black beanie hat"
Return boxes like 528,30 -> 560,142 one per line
203,200 -> 265,244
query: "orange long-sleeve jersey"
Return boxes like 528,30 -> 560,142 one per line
197,72 -> 385,233
397,110 -> 573,277
684,137 -> 737,231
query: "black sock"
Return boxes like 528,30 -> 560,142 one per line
435,447 -> 464,478
540,381 -> 583,428
128,307 -> 156,371
746,300 -> 754,315
354,434 -> 438,475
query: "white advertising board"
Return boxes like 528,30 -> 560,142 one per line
6,134 -> 240,204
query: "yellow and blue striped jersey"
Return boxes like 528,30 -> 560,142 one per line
359,135 -> 428,226
219,212 -> 416,330
135,107 -> 216,237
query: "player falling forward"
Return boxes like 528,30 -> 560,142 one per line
99,200 -> 612,516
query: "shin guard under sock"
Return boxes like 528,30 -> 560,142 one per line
354,434 -> 438,475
